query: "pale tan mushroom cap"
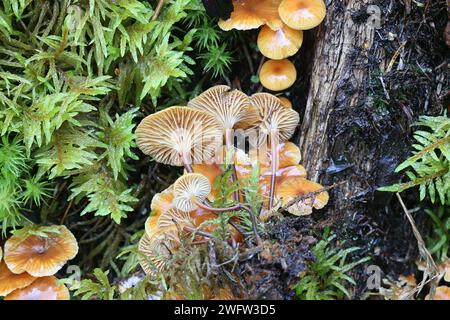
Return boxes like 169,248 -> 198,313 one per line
278,0 -> 326,30
257,24 -> 303,60
250,92 -> 300,144
4,225 -> 78,277
173,173 -> 212,212
188,85 -> 259,130
275,177 -> 329,216
218,0 -> 283,31
259,59 -> 297,91
136,107 -> 222,167
5,276 -> 70,300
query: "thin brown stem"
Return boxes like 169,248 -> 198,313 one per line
225,129 -> 240,202
269,135 -> 278,209
152,0 -> 165,21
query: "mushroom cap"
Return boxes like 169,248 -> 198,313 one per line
257,24 -> 303,60
173,173 -> 212,212
278,0 -> 326,30
0,261 -> 36,296
138,231 -> 179,275
192,163 -> 223,201
426,286 -> 450,300
136,107 -> 222,167
275,177 -> 329,215
278,96 -> 292,108
157,208 -> 195,232
4,276 -> 70,300
250,92 -> 300,143
188,85 -> 259,130
218,0 -> 283,31
259,59 -> 297,91
4,225 -> 78,277
151,186 -> 174,216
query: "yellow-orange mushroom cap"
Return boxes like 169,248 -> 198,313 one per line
4,225 -> 78,277
135,107 -> 222,167
257,24 -> 303,60
278,0 -> 326,30
275,177 -> 329,215
218,0 -> 283,31
278,96 -> 293,108
259,59 -> 297,91
0,261 -> 36,296
173,173 -> 212,212
5,276 -> 70,300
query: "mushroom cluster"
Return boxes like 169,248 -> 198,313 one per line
135,85 -> 329,281
0,225 -> 78,300
218,0 -> 326,91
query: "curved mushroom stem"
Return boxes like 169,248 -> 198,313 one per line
225,129 -> 240,202
268,132 -> 278,209
194,199 -> 262,247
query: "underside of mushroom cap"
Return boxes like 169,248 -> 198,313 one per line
138,231 -> 180,275
136,107 -> 222,167
250,93 -> 300,144
188,85 -> 259,130
218,0 -> 283,31
173,173 -> 212,212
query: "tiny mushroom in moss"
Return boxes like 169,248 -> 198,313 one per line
173,173 -> 212,212
4,225 -> 78,277
5,276 -> 70,300
278,0 -> 326,30
259,59 -> 297,91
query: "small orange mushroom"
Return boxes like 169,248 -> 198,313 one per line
0,261 -> 36,296
4,225 -> 78,277
278,0 -> 326,30
257,24 -> 303,60
192,163 -> 223,201
278,96 -> 293,108
5,276 -> 70,300
218,0 -> 283,31
259,59 -> 297,91
275,176 -> 329,215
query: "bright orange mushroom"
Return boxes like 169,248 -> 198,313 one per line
259,59 -> 297,91
257,24 -> 303,60
278,0 -> 326,30
218,0 -> 283,31
278,96 -> 293,108
275,176 -> 329,215
5,276 -> 70,300
0,261 -> 36,296
4,225 -> 78,277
